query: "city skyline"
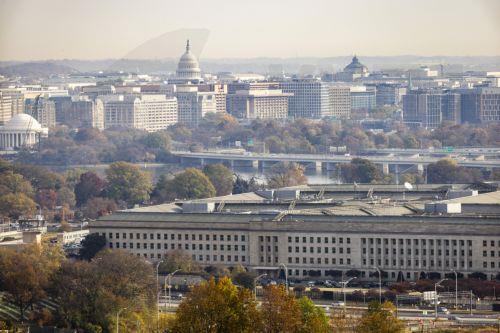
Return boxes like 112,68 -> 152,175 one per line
0,0 -> 500,61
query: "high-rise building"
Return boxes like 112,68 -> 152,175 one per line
350,86 -> 376,111
328,85 -> 351,119
175,86 -> 216,127
25,97 -> 56,128
100,94 -> 178,132
226,89 -> 292,119
374,83 -> 407,106
49,96 -> 73,124
198,84 -> 228,113
279,80 -> 330,119
0,91 -> 12,125
69,97 -> 105,129
460,87 -> 500,124
403,90 -> 461,129
0,88 -> 25,120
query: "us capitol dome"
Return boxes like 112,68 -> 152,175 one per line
174,39 -> 202,84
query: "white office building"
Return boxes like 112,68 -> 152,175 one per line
175,86 -> 216,127
280,80 -> 331,119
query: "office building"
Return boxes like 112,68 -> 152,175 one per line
175,86 -> 216,127
403,90 -> 461,129
198,84 -> 228,113
25,97 -> 56,128
226,88 -> 292,119
0,91 -> 12,125
91,184 -> 500,282
375,83 -> 407,106
350,86 -> 376,111
460,87 -> 500,124
100,94 -> 178,132
69,97 -> 105,129
0,88 -> 25,121
279,80 -> 331,119
328,85 -> 351,119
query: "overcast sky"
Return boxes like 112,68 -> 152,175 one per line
0,0 -> 499,61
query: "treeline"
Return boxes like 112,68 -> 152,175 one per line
15,113 -> 500,166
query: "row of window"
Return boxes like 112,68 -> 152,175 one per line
362,238 -> 474,247
363,248 -> 473,257
362,258 -> 474,269
286,246 -> 351,254
105,232 -> 246,242
287,236 -> 351,244
287,257 -> 352,265
135,252 -> 246,263
110,242 -> 247,252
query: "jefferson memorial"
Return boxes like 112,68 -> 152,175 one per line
0,113 -> 48,150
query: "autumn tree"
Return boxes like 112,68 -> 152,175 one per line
339,158 -> 383,183
152,168 -> 216,202
266,162 -> 307,188
203,163 -> 234,196
159,249 -> 201,274
0,244 -> 64,321
50,249 -> 156,332
233,175 -> 262,194
0,170 -> 34,197
105,161 -> 152,206
260,285 -> 302,333
0,192 -> 37,219
81,197 -> 117,219
79,233 -> 107,261
356,301 -> 404,333
427,159 -> 482,184
171,277 -> 260,333
74,171 -> 106,206
297,296 -> 330,333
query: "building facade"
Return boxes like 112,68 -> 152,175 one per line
350,86 -> 376,111
460,87 -> 500,124
226,89 -> 292,119
375,83 -> 407,106
173,40 -> 202,84
0,113 -> 48,150
403,90 -> 461,128
279,80 -> 331,119
175,86 -> 216,127
328,85 -> 351,119
25,97 -> 56,128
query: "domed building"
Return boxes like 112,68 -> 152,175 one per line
174,40 -> 202,84
0,113 -> 48,150
334,55 -> 370,81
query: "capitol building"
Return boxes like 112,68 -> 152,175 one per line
173,40 -> 202,84
0,113 -> 48,150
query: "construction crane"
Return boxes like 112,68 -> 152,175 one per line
21,94 -> 40,150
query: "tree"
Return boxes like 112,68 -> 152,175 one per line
356,301 -> 404,333
0,244 -> 64,321
153,168 -> 216,202
74,171 -> 106,206
260,285 -> 302,333
339,158 -> 383,183
266,162 -> 307,188
141,131 -> 172,151
79,233 -> 107,261
81,197 -> 117,219
233,271 -> 256,290
0,192 -> 37,220
427,159 -> 481,184
159,249 -> 200,274
330,309 -> 357,333
105,161 -> 152,206
0,170 -> 34,197
297,297 -> 330,333
50,249 -> 156,332
171,277 -> 260,333
233,175 -> 262,194
203,164 -> 234,196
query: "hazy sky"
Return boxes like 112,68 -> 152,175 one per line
1,0 -> 499,61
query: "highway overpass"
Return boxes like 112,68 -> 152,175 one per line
172,151 -> 500,174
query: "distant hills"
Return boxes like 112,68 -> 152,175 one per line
1,55 -> 499,78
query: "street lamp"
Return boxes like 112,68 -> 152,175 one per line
435,278 -> 448,320
254,273 -> 268,300
374,267 -> 382,303
279,263 -> 288,293
155,260 -> 164,332
340,277 -> 357,310
451,270 -> 458,310
166,269 -> 181,308
116,307 -> 127,333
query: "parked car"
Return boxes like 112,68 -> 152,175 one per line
331,301 -> 345,307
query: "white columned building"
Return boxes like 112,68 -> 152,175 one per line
0,113 -> 48,150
